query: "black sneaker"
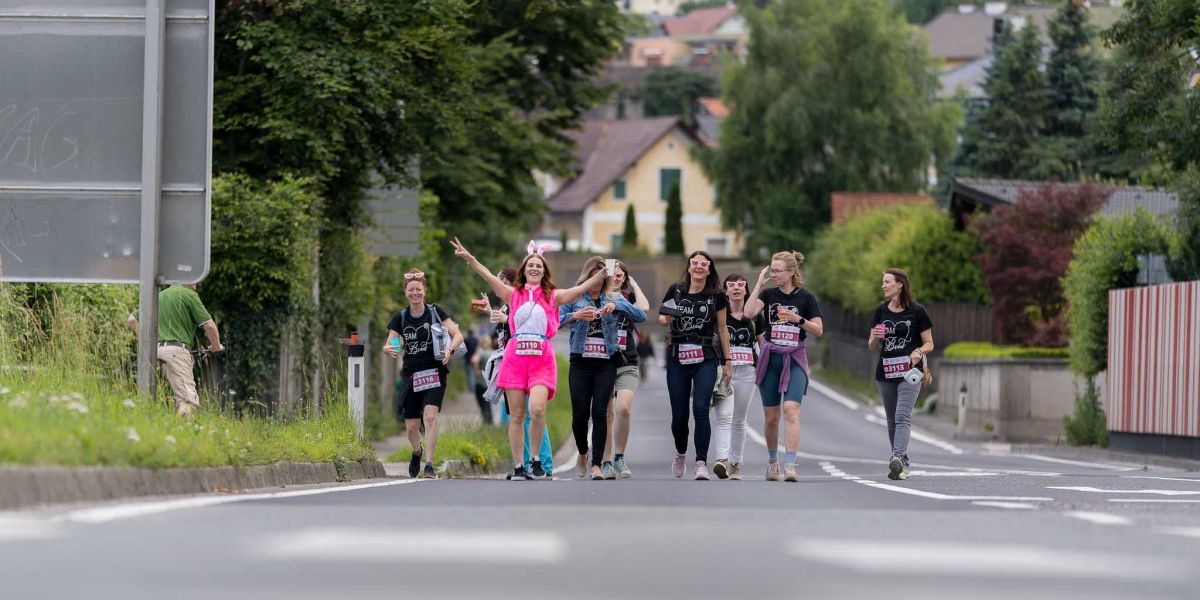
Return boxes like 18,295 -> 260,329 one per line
888,456 -> 904,481
421,462 -> 437,479
529,460 -> 547,480
507,466 -> 531,481
408,449 -> 423,478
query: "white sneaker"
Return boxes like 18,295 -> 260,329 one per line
671,453 -> 686,478
694,461 -> 710,481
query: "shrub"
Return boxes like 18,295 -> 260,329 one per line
969,182 -> 1107,347
943,342 -> 1069,360
809,204 -> 988,314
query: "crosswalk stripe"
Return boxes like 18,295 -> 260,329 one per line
252,528 -> 567,563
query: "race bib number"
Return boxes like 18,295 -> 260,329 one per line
583,336 -> 608,359
515,335 -> 543,356
617,329 -> 629,348
730,345 -> 754,366
412,368 -> 441,392
770,324 -> 800,347
882,356 -> 911,379
678,343 -> 704,365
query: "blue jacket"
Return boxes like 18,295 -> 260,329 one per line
558,293 -> 646,357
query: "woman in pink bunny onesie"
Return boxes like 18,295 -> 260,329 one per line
452,238 -> 607,481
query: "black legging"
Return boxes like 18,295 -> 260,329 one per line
568,356 -> 618,467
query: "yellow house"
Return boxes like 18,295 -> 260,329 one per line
544,116 -> 743,258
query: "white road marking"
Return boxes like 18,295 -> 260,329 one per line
971,501 -> 1038,510
1016,454 -> 1138,471
38,479 -> 428,524
819,462 -> 1051,502
253,528 -> 566,563
1157,527 -> 1200,539
907,470 -> 998,477
0,517 -> 65,541
1064,511 -> 1133,526
788,538 -> 1185,581
1108,499 -> 1200,504
863,413 -> 965,455
1124,475 -> 1200,484
807,378 -> 860,410
1049,486 -> 1200,496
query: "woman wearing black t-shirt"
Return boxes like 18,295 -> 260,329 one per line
868,268 -> 934,481
745,251 -> 824,482
659,250 -> 733,481
383,268 -> 465,480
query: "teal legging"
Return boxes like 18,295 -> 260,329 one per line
501,400 -> 554,472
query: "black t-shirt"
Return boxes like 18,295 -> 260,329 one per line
662,282 -> 729,362
871,301 -> 933,382
387,303 -> 453,376
615,290 -> 640,365
494,306 -> 511,349
758,286 -> 822,345
725,312 -> 759,365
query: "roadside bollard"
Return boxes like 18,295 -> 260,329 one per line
341,331 -> 365,438
957,382 -> 968,435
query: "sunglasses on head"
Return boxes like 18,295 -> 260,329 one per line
404,271 -> 425,281
689,259 -> 711,268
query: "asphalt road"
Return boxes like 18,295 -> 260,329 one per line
3,357 -> 1200,600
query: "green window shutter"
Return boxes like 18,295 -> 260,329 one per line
659,168 -> 681,202
614,178 -> 626,200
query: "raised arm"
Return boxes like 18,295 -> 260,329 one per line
450,237 -> 513,303
627,277 -> 650,312
556,270 -> 607,306
744,266 -> 770,318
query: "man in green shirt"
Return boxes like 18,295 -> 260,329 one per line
127,284 -> 223,416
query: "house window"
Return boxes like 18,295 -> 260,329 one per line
613,178 -> 626,201
705,236 -> 729,258
610,234 -> 624,251
659,168 -> 682,202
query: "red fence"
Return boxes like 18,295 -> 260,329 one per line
1107,281 -> 1200,436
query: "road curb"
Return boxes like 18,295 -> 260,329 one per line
0,460 -> 387,510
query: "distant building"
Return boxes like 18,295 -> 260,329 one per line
541,117 -> 742,257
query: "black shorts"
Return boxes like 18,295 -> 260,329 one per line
398,369 -> 448,420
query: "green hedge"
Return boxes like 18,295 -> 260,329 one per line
943,342 -> 1069,360
1062,208 -> 1172,378
808,204 -> 989,314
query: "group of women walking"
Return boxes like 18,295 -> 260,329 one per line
386,239 -> 934,483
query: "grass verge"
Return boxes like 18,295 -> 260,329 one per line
387,355 -> 573,469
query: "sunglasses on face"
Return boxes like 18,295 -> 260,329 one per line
726,281 -> 747,289
689,259 -> 711,268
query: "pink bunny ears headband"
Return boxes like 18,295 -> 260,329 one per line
526,240 -> 551,257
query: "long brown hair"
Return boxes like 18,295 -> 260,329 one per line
885,267 -> 915,308
515,254 -> 556,301
575,255 -> 614,292
677,250 -> 722,295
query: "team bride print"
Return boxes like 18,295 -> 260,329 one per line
882,320 -> 912,352
675,297 -> 709,332
403,322 -> 432,354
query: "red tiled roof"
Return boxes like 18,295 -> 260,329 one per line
696,97 -> 729,118
663,5 -> 737,37
548,117 -> 690,214
831,193 -> 933,224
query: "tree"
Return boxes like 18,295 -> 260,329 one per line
1044,0 -> 1101,180
678,1 -> 728,16
895,0 -> 957,25
956,22 -> 1059,179
640,66 -> 719,123
699,0 -> 960,257
622,204 -> 639,249
664,183 -> 684,254
969,183 -> 1108,347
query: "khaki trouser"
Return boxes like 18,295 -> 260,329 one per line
157,345 -> 198,410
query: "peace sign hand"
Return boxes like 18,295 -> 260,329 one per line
449,237 -> 475,262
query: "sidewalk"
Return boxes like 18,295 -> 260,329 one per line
373,388 -> 488,475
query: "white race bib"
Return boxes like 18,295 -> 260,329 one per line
770,324 -> 800,347
515,334 -> 544,356
583,336 -> 608,359
882,356 -> 911,379
678,343 -> 704,365
730,345 -> 754,366
412,368 -> 441,392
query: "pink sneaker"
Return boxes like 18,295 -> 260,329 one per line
694,461 -> 710,481
671,453 -> 686,478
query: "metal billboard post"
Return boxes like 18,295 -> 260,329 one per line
137,0 -> 167,396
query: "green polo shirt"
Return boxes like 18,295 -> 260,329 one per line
158,285 -> 212,346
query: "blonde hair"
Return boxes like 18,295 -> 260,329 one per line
771,251 -> 806,287
575,256 -> 614,290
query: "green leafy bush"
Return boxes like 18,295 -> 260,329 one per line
943,342 -> 1069,360
809,204 -> 989,313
